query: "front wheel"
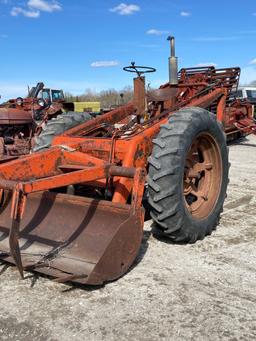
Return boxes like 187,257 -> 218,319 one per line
148,107 -> 229,243
32,111 -> 92,152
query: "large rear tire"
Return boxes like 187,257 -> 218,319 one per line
148,107 -> 229,243
33,111 -> 92,152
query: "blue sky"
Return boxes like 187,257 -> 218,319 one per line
0,0 -> 256,101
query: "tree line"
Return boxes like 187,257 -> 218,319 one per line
65,86 -> 133,109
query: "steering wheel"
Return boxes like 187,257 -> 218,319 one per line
123,62 -> 156,77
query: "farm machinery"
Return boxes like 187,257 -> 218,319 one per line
0,37 -> 254,286
0,83 -> 92,158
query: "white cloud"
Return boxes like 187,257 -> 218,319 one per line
91,61 -> 120,68
180,11 -> 191,17
146,29 -> 169,36
240,66 -> 256,85
196,62 -> 218,67
110,3 -> 140,15
28,0 -> 62,12
249,58 -> 256,65
11,7 -> 40,18
10,0 -> 62,18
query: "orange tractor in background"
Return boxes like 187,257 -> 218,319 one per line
0,37 -> 254,286
0,83 -> 93,158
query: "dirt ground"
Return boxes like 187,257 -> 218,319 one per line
0,135 -> 256,341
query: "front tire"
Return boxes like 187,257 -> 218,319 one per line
33,111 -> 92,152
148,107 -> 229,243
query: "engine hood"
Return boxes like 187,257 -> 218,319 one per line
0,108 -> 33,125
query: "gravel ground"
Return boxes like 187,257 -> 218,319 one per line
0,135 -> 256,341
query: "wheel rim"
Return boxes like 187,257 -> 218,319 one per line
183,133 -> 222,220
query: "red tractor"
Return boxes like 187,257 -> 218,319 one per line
0,37 -> 255,285
0,83 -> 92,158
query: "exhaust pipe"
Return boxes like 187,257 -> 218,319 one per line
167,36 -> 178,85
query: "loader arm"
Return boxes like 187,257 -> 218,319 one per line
0,146 -> 146,284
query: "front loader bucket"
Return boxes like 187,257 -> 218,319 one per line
0,191 -> 144,285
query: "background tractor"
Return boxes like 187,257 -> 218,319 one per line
0,82 -> 92,158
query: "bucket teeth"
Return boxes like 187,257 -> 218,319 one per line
9,218 -> 24,279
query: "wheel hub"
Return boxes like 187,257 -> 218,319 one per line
183,133 -> 222,219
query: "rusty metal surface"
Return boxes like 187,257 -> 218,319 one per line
0,191 -> 144,285
0,157 -> 146,284
0,89 -> 66,157
147,87 -> 178,101
133,76 -> 146,118
234,117 -> 256,135
184,133 -> 222,219
0,107 -> 32,125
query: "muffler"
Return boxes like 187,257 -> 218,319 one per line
168,36 -> 178,85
